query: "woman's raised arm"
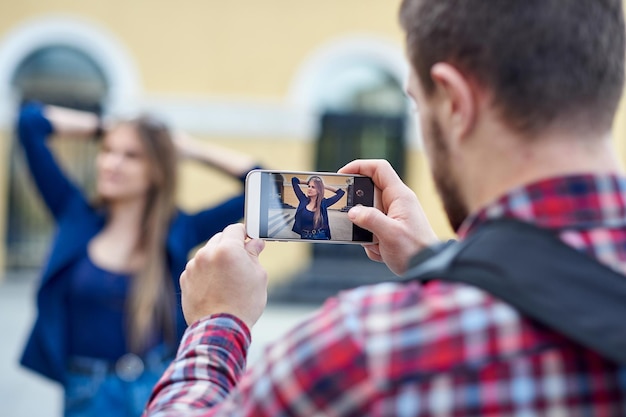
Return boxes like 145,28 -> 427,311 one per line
173,131 -> 258,179
43,105 -> 102,139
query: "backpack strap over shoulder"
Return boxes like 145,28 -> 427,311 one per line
402,218 -> 626,365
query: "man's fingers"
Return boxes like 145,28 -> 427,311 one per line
363,243 -> 381,256
203,230 -> 224,254
220,223 -> 265,257
339,159 -> 401,191
221,223 -> 247,242
245,238 -> 265,257
363,244 -> 383,263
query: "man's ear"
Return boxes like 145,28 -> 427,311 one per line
430,63 -> 477,144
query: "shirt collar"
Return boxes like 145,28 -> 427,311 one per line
457,174 -> 626,238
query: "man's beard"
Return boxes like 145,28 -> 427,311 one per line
428,117 -> 469,232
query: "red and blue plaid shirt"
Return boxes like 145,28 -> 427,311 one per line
145,174 -> 626,416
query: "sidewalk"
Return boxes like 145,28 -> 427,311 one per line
0,271 -> 319,417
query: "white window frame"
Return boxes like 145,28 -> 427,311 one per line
0,14 -> 142,127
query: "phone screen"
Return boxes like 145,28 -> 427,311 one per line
246,170 -> 375,243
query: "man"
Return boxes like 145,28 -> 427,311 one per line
145,0 -> 626,415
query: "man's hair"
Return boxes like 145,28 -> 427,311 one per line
400,0 -> 625,135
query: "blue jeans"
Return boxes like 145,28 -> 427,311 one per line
64,350 -> 172,417
301,228 -> 329,240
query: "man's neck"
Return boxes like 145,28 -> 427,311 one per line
461,128 -> 624,214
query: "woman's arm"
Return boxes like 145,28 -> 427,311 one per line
322,186 -> 345,207
291,176 -> 307,202
43,105 -> 101,138
174,131 -> 259,180
17,103 -> 94,220
182,194 -> 247,249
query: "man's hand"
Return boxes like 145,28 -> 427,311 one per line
180,223 -> 267,329
339,159 -> 439,275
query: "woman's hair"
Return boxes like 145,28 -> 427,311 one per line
100,115 -> 178,353
308,176 -> 325,229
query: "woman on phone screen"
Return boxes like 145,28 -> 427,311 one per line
16,102 -> 260,417
291,175 -> 345,240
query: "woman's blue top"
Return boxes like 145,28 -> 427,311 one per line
67,255 -> 130,361
298,207 -> 318,231
16,103 -> 256,384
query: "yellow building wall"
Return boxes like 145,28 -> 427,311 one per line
0,0 -> 404,97
1,0 -> 626,284
0,131 -> 9,271
0,0 -> 406,281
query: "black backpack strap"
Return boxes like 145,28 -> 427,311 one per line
402,218 -> 626,365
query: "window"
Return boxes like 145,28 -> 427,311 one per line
7,45 -> 107,268
314,64 -> 407,176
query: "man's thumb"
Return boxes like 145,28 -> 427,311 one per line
348,205 -> 386,233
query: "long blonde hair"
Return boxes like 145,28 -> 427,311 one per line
308,176 -> 325,229
101,115 -> 178,353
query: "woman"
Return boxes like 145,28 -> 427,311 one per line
16,102 -> 260,417
291,175 -> 345,240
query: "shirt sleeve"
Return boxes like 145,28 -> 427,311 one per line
323,187 -> 345,207
144,297 -> 370,417
291,176 -> 307,203
144,314 -> 251,417
185,194 -> 246,247
16,102 -> 87,221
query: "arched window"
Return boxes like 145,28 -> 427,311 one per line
7,45 -> 108,268
314,63 -> 407,177
312,62 -> 408,261
14,45 -> 107,111
273,38 -> 412,303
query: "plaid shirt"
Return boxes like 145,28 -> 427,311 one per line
145,174 -> 626,416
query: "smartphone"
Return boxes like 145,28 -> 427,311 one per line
245,169 -> 378,244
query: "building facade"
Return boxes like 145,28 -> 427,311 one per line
1,1 -> 625,283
